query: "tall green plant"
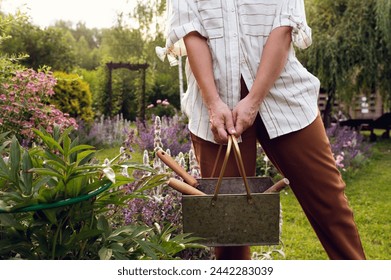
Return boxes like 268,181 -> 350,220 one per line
0,127 -> 202,259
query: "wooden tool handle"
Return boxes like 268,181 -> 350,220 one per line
156,150 -> 199,187
264,178 -> 290,193
167,178 -> 205,195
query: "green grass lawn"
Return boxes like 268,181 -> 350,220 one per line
345,138 -> 391,260
95,146 -> 143,163
263,136 -> 391,260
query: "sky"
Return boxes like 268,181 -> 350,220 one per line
1,0 -> 138,29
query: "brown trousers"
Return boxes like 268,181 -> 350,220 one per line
190,82 -> 366,260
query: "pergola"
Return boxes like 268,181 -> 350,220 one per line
106,62 -> 149,121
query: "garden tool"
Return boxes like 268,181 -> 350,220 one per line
157,147 -> 289,195
167,178 -> 206,195
156,149 -> 199,187
166,177 -> 289,195
264,178 -> 290,193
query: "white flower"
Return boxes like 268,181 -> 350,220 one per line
102,158 -> 116,183
121,166 -> 129,178
143,150 -> 150,166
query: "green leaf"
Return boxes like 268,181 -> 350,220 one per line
65,176 -> 84,197
0,156 -> 10,179
57,126 -> 74,145
0,131 -> 10,141
76,150 -> 96,165
97,215 -> 111,239
42,150 -> 67,167
68,145 -> 95,156
63,134 -> 71,158
33,129 -> 64,154
98,247 -> 112,260
32,177 -> 53,193
109,243 -> 127,253
41,159 -> 67,172
83,179 -> 111,194
9,136 -> 21,182
137,173 -> 168,193
170,233 -> 203,244
72,228 -> 103,242
123,163 -> 156,173
37,186 -> 56,203
0,140 -> 11,154
109,224 -> 150,239
0,214 -> 25,230
21,150 -> 33,195
72,165 -> 101,173
30,168 -> 62,178
42,209 -> 58,225
135,239 -> 159,260
112,251 -> 127,260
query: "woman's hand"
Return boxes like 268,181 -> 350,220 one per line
232,96 -> 260,137
208,98 -> 236,144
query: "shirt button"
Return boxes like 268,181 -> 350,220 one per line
231,8 -> 235,12
233,33 -> 237,37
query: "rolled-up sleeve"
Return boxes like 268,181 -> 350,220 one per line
165,0 -> 207,56
272,0 -> 312,49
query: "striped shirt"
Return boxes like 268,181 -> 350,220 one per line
163,0 -> 321,142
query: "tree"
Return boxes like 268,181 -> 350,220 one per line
0,18 -> 77,71
0,2 -> 183,122
299,0 -> 391,125
54,21 -> 102,70
95,1 -> 180,120
129,1 -> 182,113
130,0 -> 166,38
38,27 -> 77,71
375,0 -> 391,110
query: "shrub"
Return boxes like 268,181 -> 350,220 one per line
146,99 -> 177,118
52,71 -> 94,124
326,124 -> 373,175
0,127 -> 201,260
0,69 -> 77,146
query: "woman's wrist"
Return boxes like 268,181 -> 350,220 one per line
203,91 -> 223,110
246,90 -> 264,107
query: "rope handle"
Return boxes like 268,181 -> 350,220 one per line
212,135 -> 253,204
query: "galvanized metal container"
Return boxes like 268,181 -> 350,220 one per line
182,176 -> 280,246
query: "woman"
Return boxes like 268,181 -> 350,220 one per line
159,0 -> 366,260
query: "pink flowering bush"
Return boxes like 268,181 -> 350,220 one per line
0,69 -> 78,146
146,99 -> 177,118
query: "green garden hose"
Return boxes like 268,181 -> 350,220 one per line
0,182 -> 112,214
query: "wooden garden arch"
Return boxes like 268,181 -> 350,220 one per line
106,62 -> 149,121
